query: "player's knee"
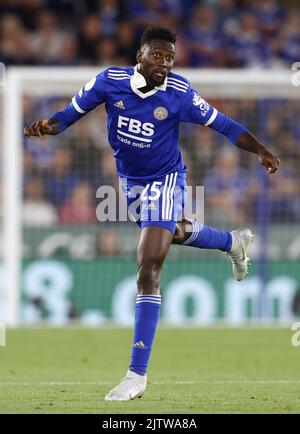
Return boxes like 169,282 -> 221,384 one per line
137,255 -> 164,278
172,220 -> 191,244
172,223 -> 184,244
137,266 -> 157,292
137,255 -> 164,293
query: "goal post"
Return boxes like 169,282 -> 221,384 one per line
2,69 -> 23,326
1,67 -> 297,326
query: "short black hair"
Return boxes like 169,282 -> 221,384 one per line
140,27 -> 177,47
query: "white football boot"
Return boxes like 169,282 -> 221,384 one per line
228,228 -> 255,281
104,370 -> 147,401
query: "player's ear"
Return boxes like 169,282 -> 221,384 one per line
136,50 -> 142,64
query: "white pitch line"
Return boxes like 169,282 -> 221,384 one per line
0,381 -> 112,386
1,380 -> 300,386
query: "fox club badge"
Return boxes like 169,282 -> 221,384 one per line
154,106 -> 168,120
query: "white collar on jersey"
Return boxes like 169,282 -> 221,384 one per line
130,64 -> 167,99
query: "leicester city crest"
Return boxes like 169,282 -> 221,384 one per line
154,106 -> 168,120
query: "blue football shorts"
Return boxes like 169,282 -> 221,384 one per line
120,172 -> 187,234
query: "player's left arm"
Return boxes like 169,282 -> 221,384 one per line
180,87 -> 280,173
208,111 -> 280,174
235,130 -> 279,174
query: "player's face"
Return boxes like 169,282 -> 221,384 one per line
137,40 -> 175,87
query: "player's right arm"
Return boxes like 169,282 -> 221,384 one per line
24,72 -> 106,138
24,118 -> 61,137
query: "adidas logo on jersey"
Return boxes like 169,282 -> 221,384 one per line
144,202 -> 157,210
114,100 -> 125,109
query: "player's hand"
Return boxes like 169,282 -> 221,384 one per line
258,148 -> 280,174
24,119 -> 53,137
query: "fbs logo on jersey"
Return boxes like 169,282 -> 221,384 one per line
114,100 -> 125,109
118,116 -> 154,137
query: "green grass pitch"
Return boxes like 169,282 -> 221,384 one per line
0,327 -> 300,414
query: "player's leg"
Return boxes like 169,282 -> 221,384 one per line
172,218 -> 232,250
130,226 -> 173,370
105,225 -> 173,401
172,219 -> 254,281
136,225 -> 174,294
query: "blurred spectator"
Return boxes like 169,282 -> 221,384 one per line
249,168 -> 300,223
46,0 -> 97,23
156,11 -> 178,33
56,33 -> 80,66
23,175 -> 58,227
265,109 -> 283,143
24,129 -> 59,171
116,21 -> 139,65
46,146 -> 80,207
288,100 -> 300,140
94,149 -> 118,192
277,10 -> 300,65
18,0 -> 44,31
274,131 -> 300,173
225,12 -> 271,67
88,106 -> 111,148
31,9 -> 70,64
78,15 -> 102,64
23,150 -> 35,179
129,0 -> 167,32
172,32 -> 191,67
251,0 -> 286,38
185,6 -> 225,67
162,0 -> 198,21
0,0 -> 299,68
0,0 -> 44,31
0,14 -> 33,65
97,229 -> 120,256
193,128 -> 217,183
71,120 -> 102,180
59,182 -> 96,224
216,0 -> 241,38
97,0 -> 120,37
95,36 -> 119,65
204,147 -> 251,225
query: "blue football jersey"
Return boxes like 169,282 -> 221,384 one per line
52,65 -> 246,181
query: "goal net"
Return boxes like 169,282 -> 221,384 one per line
1,67 -> 300,326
